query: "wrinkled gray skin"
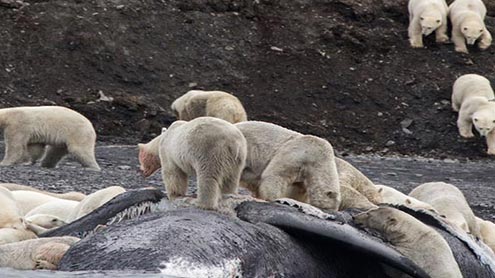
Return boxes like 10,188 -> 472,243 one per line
56,190 -> 493,277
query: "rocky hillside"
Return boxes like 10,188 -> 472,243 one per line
1,0 -> 495,159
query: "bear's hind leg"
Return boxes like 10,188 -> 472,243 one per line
196,173 -> 221,210
1,130 -> 31,165
41,146 -> 68,168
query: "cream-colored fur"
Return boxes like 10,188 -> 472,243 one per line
0,236 -> 79,270
376,184 -> 438,212
452,74 -> 495,154
68,186 -> 126,221
408,0 -> 449,48
409,182 -> 481,238
0,183 -> 86,201
339,185 -> 377,210
354,207 -> 462,278
0,185 -> 25,230
235,121 -> 341,210
0,228 -> 37,245
335,158 -> 382,204
25,199 -> 79,222
25,214 -> 66,230
476,216 -> 495,253
0,106 -> 100,170
12,190 -> 64,216
171,90 -> 247,123
449,0 -> 492,53
139,117 -> 247,210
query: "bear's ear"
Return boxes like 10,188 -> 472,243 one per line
138,143 -> 145,150
161,127 -> 167,134
387,216 -> 398,226
405,198 -> 412,205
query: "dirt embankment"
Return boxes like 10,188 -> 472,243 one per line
1,0 -> 495,159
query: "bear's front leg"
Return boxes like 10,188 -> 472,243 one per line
457,114 -> 475,138
408,19 -> 424,48
479,28 -> 492,50
162,165 -> 188,200
435,21 -> 449,44
486,132 -> 495,155
452,28 -> 469,53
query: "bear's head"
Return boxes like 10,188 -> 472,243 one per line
138,143 -> 161,177
310,190 -> 341,211
472,108 -> 495,137
420,12 -> 443,36
461,18 -> 484,45
353,207 -> 407,239
26,214 -> 66,229
404,198 -> 439,214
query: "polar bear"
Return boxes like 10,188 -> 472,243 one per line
449,0 -> 492,53
0,236 -> 79,270
25,199 -> 79,222
139,117 -> 247,210
376,184 -> 439,212
335,158 -> 382,204
68,186 -> 126,221
0,106 -> 100,170
12,190 -> 68,216
0,183 -> 86,201
235,121 -> 341,210
354,207 -> 463,278
409,182 -> 481,237
476,217 -> 495,253
0,228 -> 37,245
171,90 -> 247,123
452,74 -> 495,153
451,74 -> 494,112
0,185 -> 26,230
339,185 -> 377,210
408,0 -> 449,48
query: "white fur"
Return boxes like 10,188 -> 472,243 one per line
25,199 -> 79,222
408,0 -> 449,47
12,190 -> 63,216
449,0 -> 492,53
25,214 -> 66,231
0,228 -> 37,245
451,74 -> 495,154
0,236 -> 79,270
139,117 -> 247,210
335,157 -> 382,204
354,207 -> 462,278
235,121 -> 341,210
477,217 -> 495,253
376,184 -> 438,212
171,90 -> 247,123
0,183 -> 86,201
0,185 -> 25,230
0,106 -> 100,170
409,182 -> 481,238
68,186 -> 126,222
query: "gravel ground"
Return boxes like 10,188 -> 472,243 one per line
0,141 -> 494,220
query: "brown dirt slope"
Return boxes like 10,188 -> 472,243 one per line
1,0 -> 495,159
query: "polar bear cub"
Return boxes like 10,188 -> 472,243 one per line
409,182 -> 481,238
452,74 -> 495,154
171,90 -> 247,124
235,121 -> 341,210
449,0 -> 492,53
0,106 -> 100,170
408,0 -> 449,48
354,207 -> 463,278
139,117 -> 247,210
376,184 -> 438,212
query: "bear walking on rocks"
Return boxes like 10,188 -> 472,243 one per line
408,0 -> 449,48
449,0 -> 492,53
354,207 -> 463,278
452,74 -> 495,154
0,106 -> 100,170
409,182 -> 481,238
171,90 -> 247,124
139,117 -> 247,210
235,121 -> 341,211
